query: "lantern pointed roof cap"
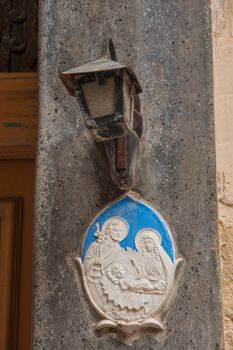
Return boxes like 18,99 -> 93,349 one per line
62,57 -> 125,75
59,57 -> 142,95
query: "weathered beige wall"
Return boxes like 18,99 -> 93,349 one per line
212,1 -> 233,348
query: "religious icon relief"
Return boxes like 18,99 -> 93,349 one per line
73,192 -> 183,336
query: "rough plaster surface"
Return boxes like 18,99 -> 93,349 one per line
219,224 -> 233,350
212,1 -> 233,348
33,1 -> 224,349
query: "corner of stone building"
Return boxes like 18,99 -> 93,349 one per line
212,1 -> 233,348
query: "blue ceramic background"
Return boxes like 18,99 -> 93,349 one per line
81,195 -> 174,262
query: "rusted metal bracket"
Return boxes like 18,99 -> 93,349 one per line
116,136 -> 128,172
102,41 -> 143,190
104,94 -> 143,190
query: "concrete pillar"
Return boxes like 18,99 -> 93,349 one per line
33,1 -> 224,348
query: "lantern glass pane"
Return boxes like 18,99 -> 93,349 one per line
123,76 -> 134,127
82,77 -> 115,118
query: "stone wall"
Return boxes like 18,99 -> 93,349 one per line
212,1 -> 233,349
33,1 -> 224,349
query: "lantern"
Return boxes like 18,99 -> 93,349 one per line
59,57 -> 142,142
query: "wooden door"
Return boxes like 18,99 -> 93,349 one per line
0,73 -> 37,349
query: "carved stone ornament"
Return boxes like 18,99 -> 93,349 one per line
72,192 -> 183,337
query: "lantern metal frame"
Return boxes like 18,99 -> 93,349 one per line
59,58 -> 142,142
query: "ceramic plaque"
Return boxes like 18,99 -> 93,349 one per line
73,192 -> 183,335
